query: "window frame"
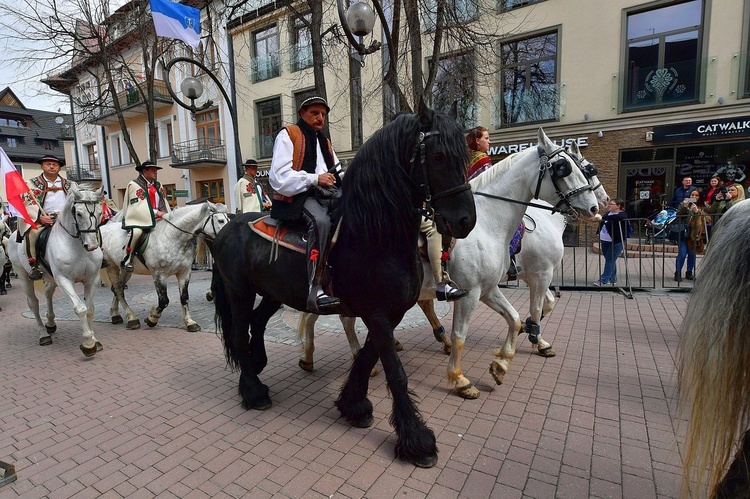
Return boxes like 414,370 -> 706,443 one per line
498,0 -> 545,11
85,142 -> 99,170
429,50 -> 477,130
109,131 -> 131,167
251,24 -> 281,82
498,27 -> 561,128
197,179 -> 225,204
195,109 -> 221,150
256,97 -> 282,160
291,13 -> 313,72
620,0 -> 707,112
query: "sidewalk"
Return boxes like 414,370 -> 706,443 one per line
0,271 -> 687,497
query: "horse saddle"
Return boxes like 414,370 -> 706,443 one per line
35,226 -> 53,275
132,232 -> 151,266
249,216 -> 306,254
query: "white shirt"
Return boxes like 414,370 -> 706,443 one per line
269,128 -> 340,197
42,176 -> 66,214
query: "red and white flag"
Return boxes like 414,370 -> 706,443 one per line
0,147 -> 37,229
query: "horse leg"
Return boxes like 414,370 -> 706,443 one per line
297,312 -> 318,372
523,277 -> 557,358
336,334 -> 380,428
248,297 -> 281,375
448,292 -> 482,399
357,316 -> 438,468
482,288 -> 523,386
43,280 -> 58,335
55,276 -> 98,357
417,299 -> 451,354
17,272 -> 50,345
84,275 -> 103,352
176,270 -> 200,332
144,273 -> 169,328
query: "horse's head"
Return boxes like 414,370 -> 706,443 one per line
64,184 -> 104,251
535,128 -> 598,220
415,100 -> 476,239
566,142 -> 610,210
201,202 -> 231,241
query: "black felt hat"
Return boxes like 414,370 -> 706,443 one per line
135,161 -> 162,172
37,155 -> 64,167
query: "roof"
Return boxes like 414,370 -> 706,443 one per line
0,87 -> 72,163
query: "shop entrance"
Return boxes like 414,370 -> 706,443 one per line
622,162 -> 672,219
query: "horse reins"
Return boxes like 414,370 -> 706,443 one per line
407,130 -> 471,220
474,147 -> 592,218
61,200 -> 102,250
162,212 -> 227,242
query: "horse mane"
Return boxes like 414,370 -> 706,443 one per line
678,198 -> 750,497
340,111 -> 468,250
468,152 -> 519,192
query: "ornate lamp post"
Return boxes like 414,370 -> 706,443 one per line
164,57 -> 243,179
336,0 -> 400,113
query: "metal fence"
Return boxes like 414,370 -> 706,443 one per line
500,212 -> 718,298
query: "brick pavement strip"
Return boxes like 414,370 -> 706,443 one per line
0,271 -> 689,497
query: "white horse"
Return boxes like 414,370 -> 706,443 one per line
99,202 -> 229,332
7,185 -> 104,355
296,141 -> 608,375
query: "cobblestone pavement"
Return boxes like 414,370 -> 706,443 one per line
1,270 -> 687,497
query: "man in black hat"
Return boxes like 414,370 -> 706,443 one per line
119,161 -> 170,272
269,96 -> 342,312
20,155 -> 76,280
233,159 -> 270,214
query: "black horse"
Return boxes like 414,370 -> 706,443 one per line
211,102 -> 476,468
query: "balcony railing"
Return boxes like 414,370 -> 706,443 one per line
170,138 -> 227,169
89,80 -> 173,125
66,163 -> 102,182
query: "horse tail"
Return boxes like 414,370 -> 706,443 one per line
678,199 -> 750,497
212,266 -> 240,370
195,237 -> 209,269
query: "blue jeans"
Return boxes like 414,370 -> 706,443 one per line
600,241 -> 623,283
675,239 -> 696,275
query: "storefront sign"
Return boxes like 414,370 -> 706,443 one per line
652,116 -> 750,143
173,189 -> 188,197
488,136 -> 588,156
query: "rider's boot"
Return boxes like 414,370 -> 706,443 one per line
436,260 -> 468,301
25,230 -> 43,280
506,254 -> 522,281
120,229 -> 140,273
305,233 -> 339,312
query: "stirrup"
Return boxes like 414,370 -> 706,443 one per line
28,266 -> 44,281
121,260 -> 134,273
436,283 -> 468,302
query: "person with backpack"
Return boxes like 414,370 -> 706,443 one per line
593,198 -> 629,286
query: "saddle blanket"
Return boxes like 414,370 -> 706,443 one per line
249,216 -> 306,254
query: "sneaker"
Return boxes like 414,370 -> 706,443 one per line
612,277 -> 618,284
593,280 -> 608,287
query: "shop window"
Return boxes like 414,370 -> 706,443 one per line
430,51 -> 476,130
623,0 -> 704,111
256,97 -> 281,159
500,30 -> 559,126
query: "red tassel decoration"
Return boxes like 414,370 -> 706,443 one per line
126,246 -> 132,253
310,249 -> 319,261
441,250 -> 450,262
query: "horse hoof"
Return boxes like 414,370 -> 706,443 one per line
537,346 -> 557,357
298,359 -> 314,372
46,325 -> 57,335
186,323 -> 201,333
39,336 -> 52,346
95,341 -> 103,351
0,289 -> 6,295
205,291 -> 214,302
80,344 -> 97,357
350,414 -> 374,428
489,361 -> 506,385
111,315 -> 123,325
126,320 -> 141,330
394,339 -> 403,352
455,382 -> 480,399
411,453 -> 438,469
144,318 -> 157,328
442,345 -> 451,355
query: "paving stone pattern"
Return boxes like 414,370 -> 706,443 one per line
1,271 -> 688,497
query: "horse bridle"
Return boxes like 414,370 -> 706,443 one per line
568,152 -> 602,192
474,147 -> 592,217
407,129 -> 472,220
61,200 -> 102,250
163,211 -> 227,242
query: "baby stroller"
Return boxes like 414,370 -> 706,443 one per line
644,208 -> 678,244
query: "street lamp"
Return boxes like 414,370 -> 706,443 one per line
336,0 -> 400,112
164,57 -> 243,179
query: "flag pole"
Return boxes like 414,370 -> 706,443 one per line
26,190 -> 48,218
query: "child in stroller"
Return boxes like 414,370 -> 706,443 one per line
644,208 -> 678,244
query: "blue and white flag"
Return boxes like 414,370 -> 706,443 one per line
149,0 -> 200,48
